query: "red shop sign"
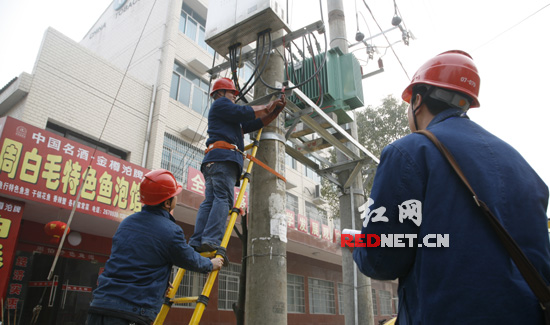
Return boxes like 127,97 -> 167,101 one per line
0,117 -> 149,221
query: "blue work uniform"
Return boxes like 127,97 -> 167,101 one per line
88,205 -> 213,323
189,97 -> 263,248
353,109 -> 550,324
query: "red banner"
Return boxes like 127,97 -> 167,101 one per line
186,166 -> 248,209
286,209 -> 295,229
28,281 -> 58,287
322,224 -> 331,241
297,214 -> 308,234
334,228 -> 341,243
0,197 -> 25,299
17,242 -> 108,263
310,219 -> 321,238
0,117 -> 149,220
62,284 -> 92,292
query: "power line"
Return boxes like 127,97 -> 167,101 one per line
474,3 -> 550,51
361,0 -> 410,80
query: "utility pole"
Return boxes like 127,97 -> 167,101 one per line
327,0 -> 375,324
245,29 -> 288,324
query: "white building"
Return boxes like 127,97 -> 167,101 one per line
0,0 -> 397,323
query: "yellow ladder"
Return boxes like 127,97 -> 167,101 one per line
154,129 -> 263,325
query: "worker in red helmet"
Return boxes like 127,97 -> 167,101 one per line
352,51 -> 550,323
87,169 -> 224,325
188,77 -> 286,252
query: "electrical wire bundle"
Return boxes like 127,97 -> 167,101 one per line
226,26 -> 329,106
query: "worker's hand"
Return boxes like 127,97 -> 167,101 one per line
276,93 -> 286,109
211,257 -> 224,271
266,100 -> 279,114
165,282 -> 174,296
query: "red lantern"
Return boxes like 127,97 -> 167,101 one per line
44,221 -> 70,244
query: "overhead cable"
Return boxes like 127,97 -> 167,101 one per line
361,0 -> 410,80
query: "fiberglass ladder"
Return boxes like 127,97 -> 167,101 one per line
154,128 -> 282,325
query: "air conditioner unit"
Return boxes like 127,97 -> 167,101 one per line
312,184 -> 324,205
286,178 -> 297,190
180,126 -> 206,143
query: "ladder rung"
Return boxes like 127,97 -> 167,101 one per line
172,296 -> 198,304
154,130 -> 264,325
199,251 -> 217,258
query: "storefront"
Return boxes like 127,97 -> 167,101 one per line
0,116 -> 148,324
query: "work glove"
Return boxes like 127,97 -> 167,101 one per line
260,96 -> 287,126
252,99 -> 280,119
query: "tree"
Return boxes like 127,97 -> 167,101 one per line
321,94 -> 409,218
357,95 -> 410,197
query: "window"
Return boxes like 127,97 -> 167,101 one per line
170,62 -> 210,116
287,274 -> 305,313
372,288 -> 378,316
379,290 -> 392,316
170,267 -> 207,308
286,193 -> 298,228
161,133 -> 204,184
285,153 -> 297,170
337,283 -> 344,315
305,201 -> 321,222
332,217 -> 340,232
218,263 -> 241,310
180,2 -> 215,55
308,278 -> 335,314
46,122 -> 127,159
303,164 -> 320,183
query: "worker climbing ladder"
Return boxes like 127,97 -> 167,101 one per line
154,127 -> 285,325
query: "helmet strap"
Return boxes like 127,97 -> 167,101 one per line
411,86 -> 434,130
428,88 -> 470,111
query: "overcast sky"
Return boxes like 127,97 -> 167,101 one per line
0,0 -> 549,195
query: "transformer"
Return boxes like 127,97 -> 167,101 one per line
286,47 -> 364,124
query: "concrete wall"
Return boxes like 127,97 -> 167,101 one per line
80,0 -> 170,86
21,28 -> 153,166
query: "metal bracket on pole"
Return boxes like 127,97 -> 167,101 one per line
260,132 -> 286,144
288,82 -> 380,164
362,68 -> 384,79
348,26 -> 399,49
208,20 -> 325,76
343,162 -> 364,189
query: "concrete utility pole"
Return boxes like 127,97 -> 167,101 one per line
327,0 -> 375,324
245,29 -> 288,324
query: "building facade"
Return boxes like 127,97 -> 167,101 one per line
0,0 -> 397,324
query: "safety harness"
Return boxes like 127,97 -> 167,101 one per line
205,141 -> 286,183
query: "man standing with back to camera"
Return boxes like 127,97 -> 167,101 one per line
352,50 -> 550,324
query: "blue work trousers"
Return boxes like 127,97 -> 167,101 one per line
189,161 -> 237,247
86,313 -> 151,325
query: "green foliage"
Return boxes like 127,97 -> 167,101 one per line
357,95 -> 410,197
318,145 -> 340,218
321,95 -> 410,218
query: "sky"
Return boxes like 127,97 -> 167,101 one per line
0,0 -> 549,191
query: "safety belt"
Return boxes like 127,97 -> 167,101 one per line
205,140 -> 286,183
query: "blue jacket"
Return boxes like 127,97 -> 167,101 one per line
203,97 -> 264,173
90,205 -> 213,321
353,109 -> 550,324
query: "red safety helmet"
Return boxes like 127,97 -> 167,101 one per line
210,77 -> 239,97
402,50 -> 480,108
140,169 -> 182,206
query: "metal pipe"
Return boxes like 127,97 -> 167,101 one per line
141,77 -> 157,168
350,186 -> 359,325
